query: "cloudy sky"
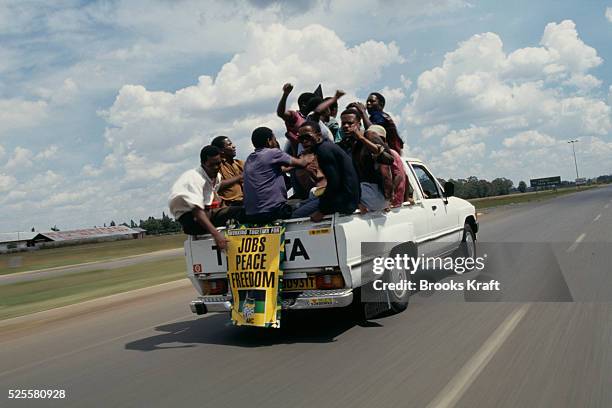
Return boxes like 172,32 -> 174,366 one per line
1,0 -> 612,232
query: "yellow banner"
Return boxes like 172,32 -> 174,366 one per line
226,225 -> 285,328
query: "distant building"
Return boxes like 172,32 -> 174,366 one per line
32,226 -> 145,244
130,228 -> 147,239
0,232 -> 37,253
0,226 -> 148,253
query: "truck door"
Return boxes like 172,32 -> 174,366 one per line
411,164 -> 459,255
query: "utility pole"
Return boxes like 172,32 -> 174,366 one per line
567,139 -> 580,185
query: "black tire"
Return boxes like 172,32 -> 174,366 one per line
385,263 -> 410,313
350,287 -> 366,321
456,222 -> 477,273
385,242 -> 416,313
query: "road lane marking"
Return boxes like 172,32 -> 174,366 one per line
605,204 -> 610,209
426,304 -> 530,408
593,214 -> 601,222
0,313 -> 200,378
566,233 -> 586,253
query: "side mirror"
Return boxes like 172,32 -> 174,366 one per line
443,181 -> 455,198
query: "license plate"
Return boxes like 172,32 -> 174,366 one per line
283,277 -> 316,291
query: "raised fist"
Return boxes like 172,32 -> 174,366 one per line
282,83 -> 294,94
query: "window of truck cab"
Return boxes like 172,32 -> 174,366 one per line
411,164 -> 442,199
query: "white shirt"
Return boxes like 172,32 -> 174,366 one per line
168,167 -> 221,219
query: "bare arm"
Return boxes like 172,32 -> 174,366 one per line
192,206 -> 228,250
313,89 -> 345,118
352,102 -> 372,129
356,131 -> 394,164
218,175 -> 242,192
276,83 -> 294,121
289,156 -> 311,168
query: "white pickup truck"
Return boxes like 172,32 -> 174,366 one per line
184,158 -> 478,317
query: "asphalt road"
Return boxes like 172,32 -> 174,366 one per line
1,185 -> 611,408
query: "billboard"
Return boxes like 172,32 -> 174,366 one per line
530,176 -> 561,189
575,177 -> 587,185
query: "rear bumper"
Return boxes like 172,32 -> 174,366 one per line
190,289 -> 354,314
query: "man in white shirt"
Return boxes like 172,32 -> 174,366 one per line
168,145 -> 242,249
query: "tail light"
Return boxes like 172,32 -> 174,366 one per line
202,279 -> 228,295
315,274 -> 344,290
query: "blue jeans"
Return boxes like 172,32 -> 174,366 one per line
292,197 -> 320,218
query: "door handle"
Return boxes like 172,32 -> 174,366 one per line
432,205 -> 437,211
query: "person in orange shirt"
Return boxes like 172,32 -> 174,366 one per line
211,136 -> 244,207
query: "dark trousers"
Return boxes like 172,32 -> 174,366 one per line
178,206 -> 243,235
241,204 -> 292,225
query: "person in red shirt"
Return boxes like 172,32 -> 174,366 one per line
276,83 -> 315,156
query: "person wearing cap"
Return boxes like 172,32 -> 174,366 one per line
338,108 -> 394,213
367,92 -> 404,155
367,125 -> 408,207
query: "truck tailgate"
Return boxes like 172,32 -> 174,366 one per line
186,220 -> 339,276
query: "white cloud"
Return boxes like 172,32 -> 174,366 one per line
405,20 -> 606,131
4,147 -> 34,170
106,23 -> 402,125
35,78 -> 79,105
0,144 -> 5,159
380,86 -> 406,110
431,141 -> 486,176
0,173 -> 16,193
540,20 -> 602,76
100,22 -> 404,185
82,164 -> 103,177
441,126 -> 488,148
400,75 -> 413,89
36,145 -> 59,160
400,19 -> 612,182
605,7 -> 612,22
0,99 -> 48,135
422,124 -> 449,139
26,170 -> 63,190
503,130 -> 557,148
563,73 -> 602,91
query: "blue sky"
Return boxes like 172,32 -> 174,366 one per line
1,0 -> 611,232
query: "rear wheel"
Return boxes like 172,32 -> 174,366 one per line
385,242 -> 416,313
385,261 -> 410,313
456,222 -> 477,272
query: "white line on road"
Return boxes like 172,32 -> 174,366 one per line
426,304 -> 530,408
605,204 -> 610,209
593,214 -> 601,222
566,233 -> 586,253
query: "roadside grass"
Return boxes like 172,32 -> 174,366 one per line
469,186 -> 596,210
0,257 -> 186,321
0,234 -> 186,275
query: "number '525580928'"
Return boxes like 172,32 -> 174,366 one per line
8,389 -> 66,399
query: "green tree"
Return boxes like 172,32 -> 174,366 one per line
518,181 -> 527,193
